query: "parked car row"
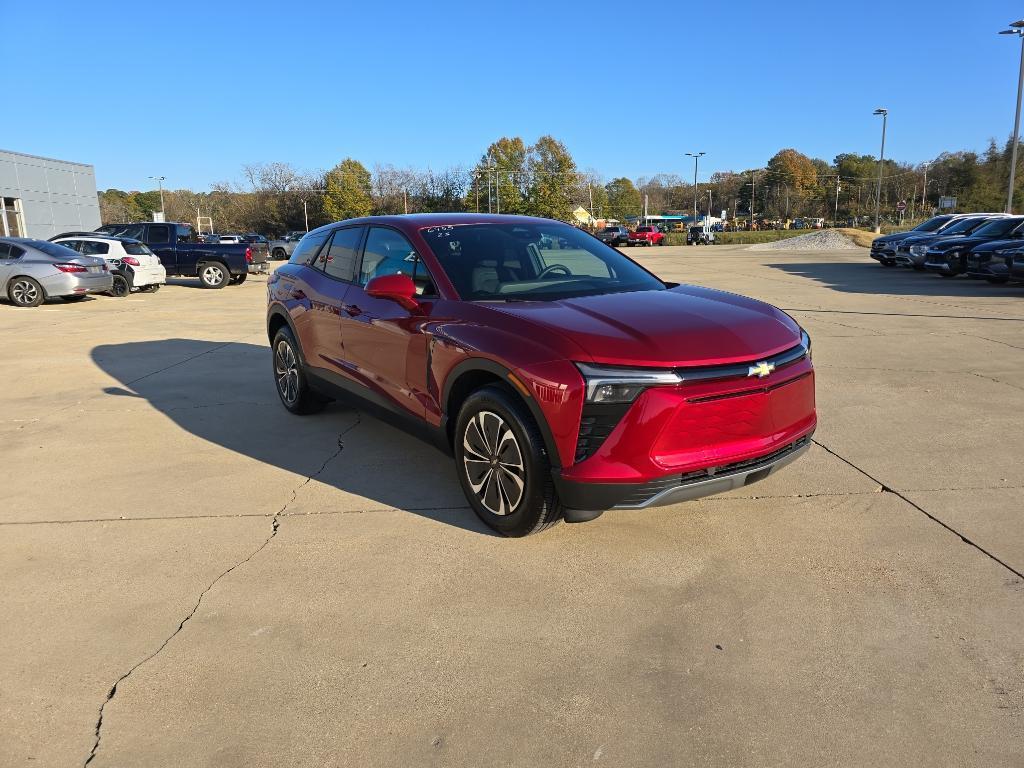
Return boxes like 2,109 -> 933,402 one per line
597,225 -> 667,247
0,237 -> 119,307
870,213 -> 1024,284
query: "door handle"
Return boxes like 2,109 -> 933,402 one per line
344,304 -> 362,317
290,289 -> 306,300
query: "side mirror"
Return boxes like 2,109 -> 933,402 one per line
366,273 -> 420,311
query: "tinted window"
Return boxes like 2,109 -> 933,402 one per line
915,216 -> 952,232
318,227 -> 363,282
289,230 -> 330,265
972,217 -> 1024,237
359,227 -> 420,286
422,222 -> 664,301
943,218 -> 988,235
176,225 -> 195,243
148,225 -> 170,244
57,240 -> 83,252
0,243 -> 9,258
122,242 -> 153,255
82,241 -> 110,255
29,241 -> 81,259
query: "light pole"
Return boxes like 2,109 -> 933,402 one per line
921,161 -> 929,214
872,108 -> 888,234
302,199 -> 309,232
999,20 -> 1024,213
148,175 -> 166,219
685,152 -> 704,224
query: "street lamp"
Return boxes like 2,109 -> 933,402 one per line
685,152 -> 705,224
872,109 -> 888,234
148,175 -> 166,219
999,20 -> 1024,213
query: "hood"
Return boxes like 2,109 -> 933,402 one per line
969,237 -> 1024,254
875,231 -> 919,245
490,285 -> 802,367
927,235 -> 990,252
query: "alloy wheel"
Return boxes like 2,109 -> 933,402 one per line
462,410 -> 526,516
202,265 -> 223,286
11,280 -> 39,306
274,339 -> 299,404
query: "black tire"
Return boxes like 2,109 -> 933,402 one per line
61,294 -> 88,302
272,248 -> 287,260
8,276 -> 44,307
198,262 -> 229,289
272,327 -> 327,415
454,384 -> 562,537
109,274 -> 130,297
139,283 -> 161,293
230,272 -> 248,285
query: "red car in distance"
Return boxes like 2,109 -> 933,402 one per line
628,225 -> 666,246
267,214 -> 816,536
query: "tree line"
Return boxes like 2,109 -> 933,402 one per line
97,136 -> 1024,235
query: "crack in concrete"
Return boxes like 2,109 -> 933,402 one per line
81,415 -> 357,767
782,308 -> 1024,323
811,439 -> 1024,581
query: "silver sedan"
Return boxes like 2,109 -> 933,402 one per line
0,237 -> 113,307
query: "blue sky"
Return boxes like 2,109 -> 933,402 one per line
7,0 -> 1020,190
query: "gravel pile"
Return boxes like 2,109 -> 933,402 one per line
748,230 -> 859,251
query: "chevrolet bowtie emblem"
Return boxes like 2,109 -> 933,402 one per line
748,361 -> 775,378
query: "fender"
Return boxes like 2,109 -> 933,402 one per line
441,357 -> 563,470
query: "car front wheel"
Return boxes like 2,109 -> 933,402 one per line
455,384 -> 562,537
272,327 -> 327,415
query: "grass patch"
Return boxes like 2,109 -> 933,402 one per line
837,228 -> 878,248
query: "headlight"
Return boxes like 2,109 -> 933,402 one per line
575,363 -> 682,404
910,245 -> 927,256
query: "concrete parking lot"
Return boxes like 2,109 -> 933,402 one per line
1,244 -> 1022,767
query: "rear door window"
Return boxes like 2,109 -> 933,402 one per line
318,227 -> 364,282
82,241 -> 110,255
148,225 -> 170,244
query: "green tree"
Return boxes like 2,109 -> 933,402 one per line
323,158 -> 372,221
605,177 -> 641,222
526,135 -> 578,220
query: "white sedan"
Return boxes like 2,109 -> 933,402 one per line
53,235 -> 166,297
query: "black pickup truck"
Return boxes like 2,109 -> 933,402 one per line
94,222 -> 269,288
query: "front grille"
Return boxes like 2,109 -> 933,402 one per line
673,338 -> 809,385
615,436 -> 812,506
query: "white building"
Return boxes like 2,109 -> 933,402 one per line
0,150 -> 101,239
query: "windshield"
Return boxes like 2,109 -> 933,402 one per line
972,217 -> 1024,237
914,216 -> 952,233
941,217 -> 988,235
421,223 -> 666,301
30,240 -> 81,259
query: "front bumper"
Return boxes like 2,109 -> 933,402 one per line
554,434 -> 813,514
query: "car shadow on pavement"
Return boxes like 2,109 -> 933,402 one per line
766,261 -> 1023,298
91,339 -> 496,535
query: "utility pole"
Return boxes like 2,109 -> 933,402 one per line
834,176 -> 841,227
873,108 -> 888,233
303,199 -> 309,232
910,184 -> 917,222
403,189 -> 408,214
707,189 -> 712,221
999,21 -> 1024,212
486,158 -> 493,214
749,170 -> 756,229
921,162 -> 929,214
588,183 -> 594,227
148,175 -> 166,219
686,152 -> 705,224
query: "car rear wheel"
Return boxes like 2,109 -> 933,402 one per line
273,248 -> 287,260
199,262 -> 229,289
455,384 -> 562,537
109,274 -> 130,297
272,327 -> 327,415
8,277 -> 43,307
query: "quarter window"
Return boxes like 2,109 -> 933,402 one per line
289,230 -> 330,265
317,227 -> 363,282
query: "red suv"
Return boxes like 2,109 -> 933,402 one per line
267,214 -> 816,536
